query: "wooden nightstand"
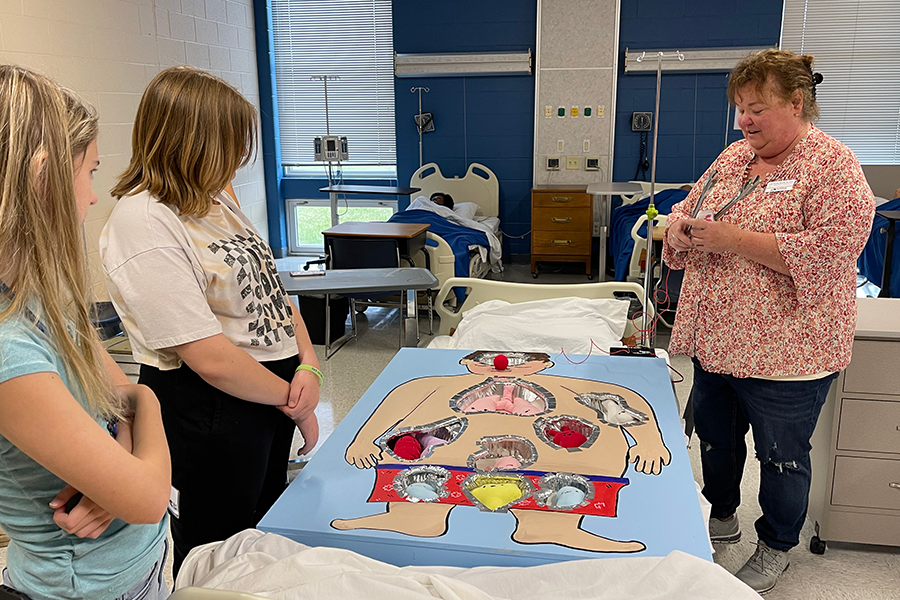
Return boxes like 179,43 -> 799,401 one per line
530,186 -> 592,278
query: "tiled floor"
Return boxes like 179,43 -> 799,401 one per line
2,264 -> 898,598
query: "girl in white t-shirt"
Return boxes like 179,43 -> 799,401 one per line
0,66 -> 170,600
101,66 -> 321,577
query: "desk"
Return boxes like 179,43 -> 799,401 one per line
281,268 -> 438,359
319,185 -> 421,227
586,182 -> 644,281
259,348 -> 710,567
322,222 -> 430,268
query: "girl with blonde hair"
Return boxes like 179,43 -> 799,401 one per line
0,65 -> 170,599
101,66 -> 321,576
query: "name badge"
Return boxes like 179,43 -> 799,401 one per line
765,180 -> 795,193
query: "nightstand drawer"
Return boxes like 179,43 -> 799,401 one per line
843,340 -> 900,396
532,207 -> 591,231
532,231 -> 592,254
532,192 -> 591,208
838,398 -> 900,455
832,456 -> 900,511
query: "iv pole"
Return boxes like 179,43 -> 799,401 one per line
635,51 -> 684,347
312,75 -> 341,225
411,86 -> 429,168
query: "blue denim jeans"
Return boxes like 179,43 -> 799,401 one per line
692,359 -> 838,552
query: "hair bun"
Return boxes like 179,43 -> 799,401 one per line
813,72 -> 823,85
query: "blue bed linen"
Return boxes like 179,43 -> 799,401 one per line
388,210 -> 490,300
609,189 -> 689,281
858,197 -> 900,297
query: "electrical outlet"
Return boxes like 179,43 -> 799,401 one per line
583,106 -> 592,118
557,106 -> 566,118
566,156 -> 580,170
585,157 -> 600,171
557,139 -> 564,153
583,139 -> 590,153
547,157 -> 560,170
544,105 -> 552,118
598,105 -> 605,117
570,106 -> 579,117
593,221 -> 600,235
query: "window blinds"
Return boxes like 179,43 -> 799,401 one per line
781,0 -> 900,164
271,0 -> 396,170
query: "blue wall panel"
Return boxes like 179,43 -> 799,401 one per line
613,0 -> 783,184
393,0 -> 537,256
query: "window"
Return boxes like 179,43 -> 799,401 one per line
781,0 -> 900,163
286,199 -> 397,255
271,0 -> 397,178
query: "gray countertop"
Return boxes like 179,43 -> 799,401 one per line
855,297 -> 900,339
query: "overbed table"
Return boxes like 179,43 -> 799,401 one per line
280,267 -> 438,359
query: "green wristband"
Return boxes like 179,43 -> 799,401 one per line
295,364 -> 324,387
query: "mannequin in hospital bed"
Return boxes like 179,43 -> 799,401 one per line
429,191 -> 455,209
333,351 -> 671,553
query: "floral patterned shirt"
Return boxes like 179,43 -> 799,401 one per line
662,126 -> 875,377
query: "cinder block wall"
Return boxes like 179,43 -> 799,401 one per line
0,0 -> 267,299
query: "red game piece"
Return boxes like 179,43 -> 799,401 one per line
393,434 -> 422,460
493,354 -> 509,370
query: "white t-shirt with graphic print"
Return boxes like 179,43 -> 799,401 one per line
100,190 -> 298,370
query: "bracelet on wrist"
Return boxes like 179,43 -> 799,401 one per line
295,364 -> 324,387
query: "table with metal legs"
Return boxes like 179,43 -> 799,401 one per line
280,268 -> 439,359
586,182 -> 644,280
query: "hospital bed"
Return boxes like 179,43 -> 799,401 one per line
407,162 -> 502,290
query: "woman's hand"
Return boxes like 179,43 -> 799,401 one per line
279,368 -> 321,454
50,485 -> 116,539
666,219 -> 695,252
682,218 -> 741,254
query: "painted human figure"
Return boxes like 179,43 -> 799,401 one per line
333,351 -> 671,553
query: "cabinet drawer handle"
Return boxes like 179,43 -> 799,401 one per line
551,217 -> 572,223
552,196 -> 572,203
891,482 -> 900,490
552,239 -> 572,245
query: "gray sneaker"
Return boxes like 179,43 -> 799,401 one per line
709,514 -> 741,543
735,540 -> 790,594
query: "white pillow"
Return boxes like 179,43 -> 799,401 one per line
441,297 -> 630,355
452,202 -> 479,221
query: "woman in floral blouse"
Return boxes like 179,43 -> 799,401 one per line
663,49 -> 874,594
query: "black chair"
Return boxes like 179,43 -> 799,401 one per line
324,236 -> 411,350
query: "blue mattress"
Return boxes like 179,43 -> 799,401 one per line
609,189 -> 688,281
858,197 -> 900,297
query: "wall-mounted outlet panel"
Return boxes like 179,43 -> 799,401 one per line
566,156 -> 580,170
547,157 -> 560,170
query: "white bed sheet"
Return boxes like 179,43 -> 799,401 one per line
408,197 -> 502,271
428,297 -> 629,355
176,529 -> 754,600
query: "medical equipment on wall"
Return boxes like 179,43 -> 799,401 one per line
634,50 -> 684,347
411,86 -> 431,168
313,136 -> 348,162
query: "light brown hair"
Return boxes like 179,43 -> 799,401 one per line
727,48 -> 820,121
111,66 -> 256,216
0,65 -> 118,418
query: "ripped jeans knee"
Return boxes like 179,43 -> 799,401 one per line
757,442 -> 801,474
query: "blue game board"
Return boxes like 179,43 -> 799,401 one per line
259,348 -> 710,567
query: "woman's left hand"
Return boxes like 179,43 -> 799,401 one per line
684,218 -> 741,254
50,485 -> 116,539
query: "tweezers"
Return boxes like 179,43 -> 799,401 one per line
714,176 -> 760,220
690,170 -> 719,218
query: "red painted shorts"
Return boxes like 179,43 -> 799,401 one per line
369,464 -> 628,517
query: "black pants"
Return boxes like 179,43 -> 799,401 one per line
139,355 -> 298,578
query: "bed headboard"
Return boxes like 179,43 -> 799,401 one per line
409,163 -> 500,218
